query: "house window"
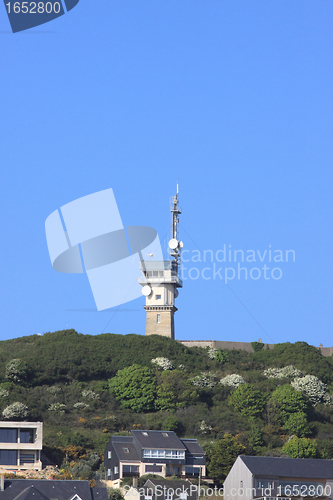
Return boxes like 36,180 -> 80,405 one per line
185,467 -> 200,477
114,466 -> 119,474
145,465 -> 162,473
142,432 -> 148,436
123,448 -> 129,453
107,468 -> 111,477
20,454 -> 35,465
123,465 -> 139,475
166,466 -> 180,477
20,429 -> 34,443
165,490 -> 173,500
0,450 -> 17,466
0,429 -> 17,443
108,451 -> 112,459
162,433 -> 168,437
156,295 -> 161,300
157,314 -> 161,323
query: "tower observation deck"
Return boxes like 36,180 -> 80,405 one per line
139,184 -> 183,339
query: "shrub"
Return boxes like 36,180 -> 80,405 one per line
207,347 -> 218,359
220,374 -> 245,389
291,375 -> 331,406
73,402 -> 90,410
191,372 -> 217,388
267,385 -> 309,424
251,341 -> 264,352
3,402 -> 29,419
0,388 -> 9,398
263,365 -> 303,379
151,357 -> 174,370
48,403 -> 66,413
5,359 -> 28,383
283,412 -> 311,437
199,420 -> 212,434
82,389 -> 100,400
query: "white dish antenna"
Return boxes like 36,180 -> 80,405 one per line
174,289 -> 179,298
168,238 -> 178,250
142,285 -> 152,297
179,241 -> 183,248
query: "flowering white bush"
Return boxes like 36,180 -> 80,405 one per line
5,359 -> 27,383
3,402 -> 28,419
47,386 -> 61,395
207,347 -> 218,360
178,364 -> 185,370
199,420 -> 212,433
82,389 -> 100,399
191,372 -> 217,388
263,365 -> 303,379
291,375 -> 331,406
0,388 -> 9,398
73,402 -> 90,410
220,374 -> 245,388
48,403 -> 66,413
151,357 -> 174,370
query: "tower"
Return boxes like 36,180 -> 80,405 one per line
139,184 -> 183,339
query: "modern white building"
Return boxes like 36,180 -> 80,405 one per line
0,421 -> 43,470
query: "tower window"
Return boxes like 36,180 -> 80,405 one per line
157,314 -> 161,323
156,295 -> 161,300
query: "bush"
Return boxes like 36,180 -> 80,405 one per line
220,374 -> 245,389
283,436 -> 318,458
228,384 -> 265,419
2,402 -> 29,419
291,375 -> 331,406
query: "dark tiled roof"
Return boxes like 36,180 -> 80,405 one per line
131,431 -> 186,450
240,455 -> 333,479
91,488 -> 108,500
113,441 -> 140,461
112,436 -> 133,443
1,480 -> 93,500
181,440 -> 205,456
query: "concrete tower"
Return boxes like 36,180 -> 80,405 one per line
139,184 -> 183,339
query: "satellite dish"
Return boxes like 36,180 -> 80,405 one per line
169,238 -> 178,250
179,241 -> 183,248
174,290 -> 179,298
142,285 -> 152,297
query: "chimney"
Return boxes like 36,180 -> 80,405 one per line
0,475 -> 5,491
133,477 -> 138,489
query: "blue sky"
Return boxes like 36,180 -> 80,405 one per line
1,1 -> 332,346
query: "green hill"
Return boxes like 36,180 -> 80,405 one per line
0,330 -> 333,481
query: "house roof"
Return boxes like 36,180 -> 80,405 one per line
113,441 -> 140,461
91,488 -> 108,500
0,480 -> 100,500
240,455 -> 333,479
180,440 -> 205,456
112,436 -> 133,443
131,431 -> 186,450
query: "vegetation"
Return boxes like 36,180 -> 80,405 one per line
0,331 -> 333,481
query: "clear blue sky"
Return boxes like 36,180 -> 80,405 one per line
1,1 -> 332,346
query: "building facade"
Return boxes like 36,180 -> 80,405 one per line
0,421 -> 43,470
224,455 -> 333,500
104,430 -> 206,488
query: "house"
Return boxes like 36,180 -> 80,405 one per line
124,479 -> 198,500
224,455 -> 333,500
0,477 -> 108,500
0,421 -> 43,470
104,430 -> 206,487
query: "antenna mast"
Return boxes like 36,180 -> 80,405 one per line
170,181 -> 182,268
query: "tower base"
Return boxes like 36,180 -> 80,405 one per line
144,305 -> 177,339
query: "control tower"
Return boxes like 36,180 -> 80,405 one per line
139,184 -> 183,339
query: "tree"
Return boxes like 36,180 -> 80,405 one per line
109,364 -> 157,412
208,433 -> 246,483
283,412 -> 311,437
215,349 -> 229,365
5,359 -> 29,384
228,383 -> 265,419
155,370 -> 198,410
282,436 -> 318,458
268,385 -> 309,424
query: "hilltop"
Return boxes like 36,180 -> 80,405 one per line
0,330 -> 333,481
